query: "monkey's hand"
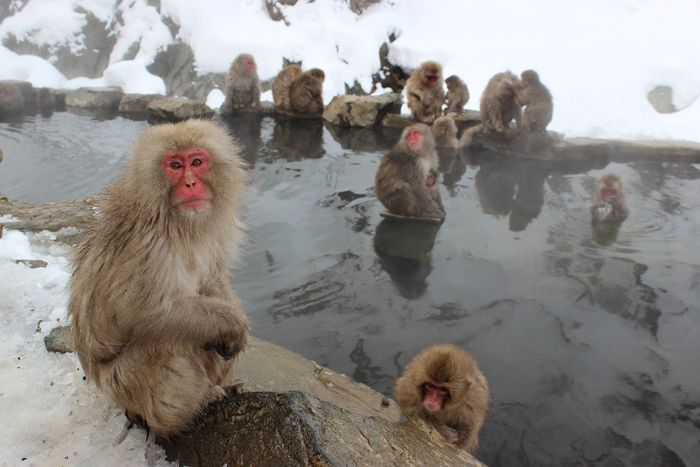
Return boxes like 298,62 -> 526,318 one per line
204,324 -> 248,360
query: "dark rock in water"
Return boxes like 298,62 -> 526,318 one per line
1,80 -> 37,112
36,87 -> 56,111
161,391 -> 482,467
324,93 -> 402,127
382,110 -> 480,131
147,97 -> 214,122
65,87 -> 124,111
118,93 -> 161,114
44,325 -> 73,354
647,85 -> 676,114
0,81 -> 26,117
219,101 -> 276,117
15,259 -> 48,269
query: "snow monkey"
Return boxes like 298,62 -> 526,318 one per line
432,116 -> 459,149
375,124 -> 445,221
405,61 -> 445,124
221,53 -> 261,114
444,75 -> 469,114
395,344 -> 490,454
271,63 -> 302,112
69,120 -> 250,438
514,69 -> 553,132
590,173 -> 630,223
480,71 -> 522,132
289,68 -> 325,116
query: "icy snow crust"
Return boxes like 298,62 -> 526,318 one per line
1,0 -> 699,140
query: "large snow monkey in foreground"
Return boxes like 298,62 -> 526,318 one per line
69,120 -> 250,437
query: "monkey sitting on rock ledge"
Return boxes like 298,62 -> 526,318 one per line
375,124 -> 445,223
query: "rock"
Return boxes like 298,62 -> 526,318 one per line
53,90 -> 68,111
0,81 -> 26,117
3,12 -> 115,79
36,87 -> 56,111
647,85 -> 676,113
44,325 -> 72,353
323,93 -> 402,127
219,101 -> 276,117
65,87 -> 124,111
161,392 -> 483,467
118,94 -> 161,114
147,42 -> 225,102
1,80 -> 37,112
371,37 -> 409,93
15,259 -> 48,269
147,97 -> 214,122
348,0 -> 381,14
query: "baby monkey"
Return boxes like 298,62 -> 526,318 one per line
395,344 -> 490,454
590,173 -> 630,223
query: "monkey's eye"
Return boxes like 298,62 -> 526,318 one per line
169,160 -> 183,170
191,158 -> 203,167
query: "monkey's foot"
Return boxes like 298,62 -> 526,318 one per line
380,210 -> 444,225
222,382 -> 245,397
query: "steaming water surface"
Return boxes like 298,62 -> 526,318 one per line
1,112 -> 699,466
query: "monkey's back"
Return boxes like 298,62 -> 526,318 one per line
272,65 -> 302,111
375,150 -> 428,216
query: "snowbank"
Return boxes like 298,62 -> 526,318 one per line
1,0 -> 699,140
0,226 -> 165,465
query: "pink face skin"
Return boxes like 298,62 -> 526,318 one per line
426,174 -> 436,187
162,148 -> 213,211
601,187 -> 618,201
422,382 -> 449,412
407,128 -> 422,149
246,59 -> 254,73
427,75 -> 439,86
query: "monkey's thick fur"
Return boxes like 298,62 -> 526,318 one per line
480,71 -> 522,132
69,120 -> 249,437
405,61 -> 445,124
514,69 -> 553,132
375,124 -> 445,220
432,116 -> 459,148
395,344 -> 491,454
271,63 -> 302,112
221,53 -> 261,114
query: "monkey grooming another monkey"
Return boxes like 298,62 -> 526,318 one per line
444,75 -> 469,114
221,53 -> 261,114
432,116 -> 459,149
289,68 -> 325,116
395,344 -> 490,454
480,71 -> 522,133
590,173 -> 630,223
406,61 -> 445,124
375,124 -> 445,222
272,63 -> 302,112
514,69 -> 553,132
69,120 -> 249,438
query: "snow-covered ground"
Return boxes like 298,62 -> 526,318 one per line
0,223 -> 169,465
1,0 -> 699,141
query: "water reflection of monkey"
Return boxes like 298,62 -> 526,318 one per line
475,157 -> 546,231
221,113 -> 263,166
269,117 -> 325,161
373,218 -> 440,299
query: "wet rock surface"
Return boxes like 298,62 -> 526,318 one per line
147,96 -> 214,122
161,391 -> 481,467
117,93 -> 161,114
44,325 -> 72,353
0,81 -> 25,116
65,87 -> 124,111
323,93 -> 402,127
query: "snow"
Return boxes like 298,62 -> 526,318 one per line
1,0 -> 699,140
0,227 -> 168,465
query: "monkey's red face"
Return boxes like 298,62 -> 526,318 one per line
427,74 -> 439,86
407,129 -> 422,150
162,148 -> 213,211
422,382 -> 449,412
246,59 -> 254,73
601,187 -> 618,200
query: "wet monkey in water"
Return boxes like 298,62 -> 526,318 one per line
69,120 -> 250,438
395,344 -> 490,454
590,172 -> 630,223
375,124 -> 445,221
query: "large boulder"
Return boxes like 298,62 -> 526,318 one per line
323,93 -> 402,127
65,87 -> 124,111
2,80 -> 37,112
118,93 -> 161,114
147,96 -> 214,122
0,81 -> 25,117
161,392 -> 483,467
